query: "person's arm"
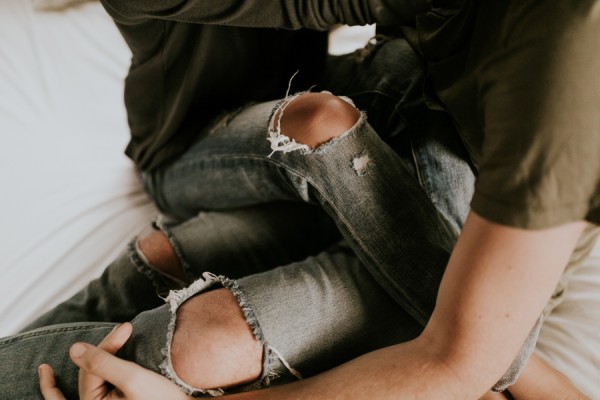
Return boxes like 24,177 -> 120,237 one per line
100,0 -> 428,29
38,211 -> 588,399
225,212 -> 586,399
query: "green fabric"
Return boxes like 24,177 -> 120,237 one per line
416,0 -> 600,228
103,19 -> 327,171
100,0 -> 341,171
99,0 -> 429,171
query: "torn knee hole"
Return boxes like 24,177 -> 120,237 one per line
271,92 -> 361,149
171,288 -> 263,390
162,274 -> 303,396
162,275 -> 265,395
137,230 -> 187,282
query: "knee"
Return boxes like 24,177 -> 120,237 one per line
171,288 -> 263,390
276,92 -> 361,148
137,230 -> 186,283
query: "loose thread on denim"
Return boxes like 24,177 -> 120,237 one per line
285,70 -> 300,98
215,277 -> 305,391
267,94 -> 311,157
266,345 -> 303,380
267,90 -> 362,157
219,277 -> 265,342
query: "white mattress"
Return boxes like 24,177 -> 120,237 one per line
536,246 -> 600,397
0,1 -> 598,396
0,0 -> 156,334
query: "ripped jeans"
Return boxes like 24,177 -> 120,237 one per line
0,37 -> 535,398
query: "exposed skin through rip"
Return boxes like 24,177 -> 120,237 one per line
137,230 -> 187,282
273,92 -> 361,149
164,92 -> 361,391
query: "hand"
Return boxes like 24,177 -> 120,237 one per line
39,323 -> 190,400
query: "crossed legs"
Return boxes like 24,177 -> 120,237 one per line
6,38 -> 479,397
166,92 -> 363,390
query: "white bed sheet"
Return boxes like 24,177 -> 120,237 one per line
536,244 -> 600,397
0,0 -> 156,335
0,1 -> 599,396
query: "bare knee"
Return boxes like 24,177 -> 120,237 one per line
171,288 -> 263,389
137,230 -> 186,282
276,92 -> 361,148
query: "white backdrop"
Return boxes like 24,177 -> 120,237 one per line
0,0 -> 156,334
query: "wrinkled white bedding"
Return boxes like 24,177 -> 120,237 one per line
0,0 -> 156,334
0,1 -> 598,396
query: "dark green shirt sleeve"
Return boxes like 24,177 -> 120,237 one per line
471,1 -> 600,229
100,0 -> 430,29
416,1 -> 600,229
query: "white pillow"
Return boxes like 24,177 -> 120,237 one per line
32,0 -> 95,11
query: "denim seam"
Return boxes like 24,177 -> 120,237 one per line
0,323 -> 115,347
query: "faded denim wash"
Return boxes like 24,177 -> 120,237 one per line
0,37 -> 534,398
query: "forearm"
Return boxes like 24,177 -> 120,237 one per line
419,213 -> 586,395
226,345 -> 591,400
226,213 -> 587,399
225,337 -> 469,400
100,0 -> 429,30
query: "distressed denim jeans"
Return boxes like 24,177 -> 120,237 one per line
0,37 -> 533,398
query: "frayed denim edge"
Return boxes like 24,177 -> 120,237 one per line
158,273 -> 302,397
153,217 -> 195,284
127,240 -> 175,296
491,315 -> 544,392
267,91 -> 367,157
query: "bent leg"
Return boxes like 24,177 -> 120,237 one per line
146,90 -> 462,326
144,37 -> 542,392
0,243 -> 420,398
165,242 -> 423,396
22,202 -> 339,331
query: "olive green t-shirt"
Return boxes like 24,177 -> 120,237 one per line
415,0 -> 600,229
99,0 -> 429,171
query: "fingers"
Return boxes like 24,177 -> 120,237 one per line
70,341 -> 141,393
71,343 -> 192,400
75,322 -> 133,397
98,322 -> 133,354
38,364 -> 66,400
39,324 -> 134,400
